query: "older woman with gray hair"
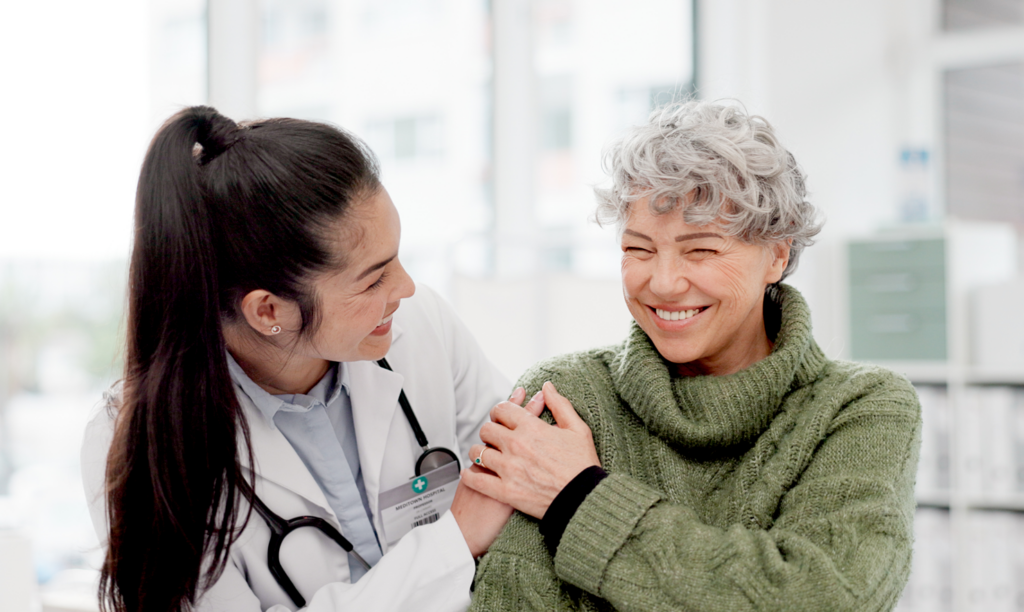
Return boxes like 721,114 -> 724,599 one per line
461,100 -> 920,612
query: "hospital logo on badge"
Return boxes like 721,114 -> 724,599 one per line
411,476 -> 428,494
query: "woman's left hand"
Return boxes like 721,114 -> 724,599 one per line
462,381 -> 600,519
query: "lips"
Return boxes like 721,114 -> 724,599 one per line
370,310 -> 397,336
648,305 -> 708,329
654,307 -> 705,321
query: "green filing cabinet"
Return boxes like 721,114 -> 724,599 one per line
848,238 -> 947,361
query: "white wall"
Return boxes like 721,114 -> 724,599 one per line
453,274 -> 633,384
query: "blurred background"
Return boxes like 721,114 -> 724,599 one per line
0,0 -> 1022,610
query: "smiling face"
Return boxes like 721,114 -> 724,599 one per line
304,187 -> 416,363
620,197 -> 790,376
228,187 -> 416,394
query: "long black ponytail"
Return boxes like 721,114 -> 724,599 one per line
100,106 -> 380,611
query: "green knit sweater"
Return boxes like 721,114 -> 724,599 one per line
470,284 -> 920,612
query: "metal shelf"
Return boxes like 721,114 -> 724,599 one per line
861,361 -> 1024,386
865,361 -> 951,384
965,368 -> 1024,386
963,495 -> 1024,512
915,490 -> 951,509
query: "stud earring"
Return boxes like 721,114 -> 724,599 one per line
270,325 -> 282,335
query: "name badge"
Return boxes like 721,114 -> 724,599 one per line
378,461 -> 460,548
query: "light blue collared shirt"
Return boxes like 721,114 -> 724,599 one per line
227,354 -> 382,581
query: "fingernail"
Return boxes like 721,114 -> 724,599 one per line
530,391 -> 543,402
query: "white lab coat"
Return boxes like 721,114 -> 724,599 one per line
80,285 -> 510,612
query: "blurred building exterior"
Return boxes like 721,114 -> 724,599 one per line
210,0 -> 696,377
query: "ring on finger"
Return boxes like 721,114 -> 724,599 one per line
474,447 -> 488,469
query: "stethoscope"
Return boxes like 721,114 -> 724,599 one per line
250,358 -> 460,608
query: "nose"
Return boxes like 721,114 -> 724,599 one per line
647,257 -> 689,299
391,259 -> 416,301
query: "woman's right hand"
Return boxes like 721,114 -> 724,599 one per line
450,470 -> 514,557
450,387 -> 544,557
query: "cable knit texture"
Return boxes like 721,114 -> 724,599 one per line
470,284 -> 921,612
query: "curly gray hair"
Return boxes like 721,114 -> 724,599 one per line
595,100 -> 823,280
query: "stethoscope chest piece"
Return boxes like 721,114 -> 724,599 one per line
415,446 -> 460,475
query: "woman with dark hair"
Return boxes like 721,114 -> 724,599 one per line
80,106 -> 524,612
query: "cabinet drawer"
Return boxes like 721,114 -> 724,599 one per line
850,308 -> 947,360
849,238 -> 945,272
848,276 -> 946,312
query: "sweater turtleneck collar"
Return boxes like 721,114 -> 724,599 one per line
608,283 -> 828,452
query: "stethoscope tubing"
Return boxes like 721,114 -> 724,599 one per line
251,357 -> 457,608
378,357 -> 462,474
249,493 -> 372,608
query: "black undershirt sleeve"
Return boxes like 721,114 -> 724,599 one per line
538,465 -> 608,555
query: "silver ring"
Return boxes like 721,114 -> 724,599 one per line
473,447 -> 488,469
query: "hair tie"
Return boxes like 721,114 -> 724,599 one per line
196,111 -> 244,165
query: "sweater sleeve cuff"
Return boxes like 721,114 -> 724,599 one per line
552,473 -> 662,595
539,465 -> 608,555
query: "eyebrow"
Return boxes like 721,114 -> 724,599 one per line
675,232 -> 722,242
355,254 -> 397,281
622,229 -> 653,241
622,229 -> 723,242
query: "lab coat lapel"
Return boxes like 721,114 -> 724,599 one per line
347,321 -> 406,524
236,393 -> 335,517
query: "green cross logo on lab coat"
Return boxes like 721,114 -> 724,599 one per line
412,476 -> 428,494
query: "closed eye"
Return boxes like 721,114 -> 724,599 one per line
367,270 -> 388,290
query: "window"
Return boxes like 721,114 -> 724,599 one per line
944,0 -> 1024,31
944,62 -> 1024,224
365,115 -> 445,161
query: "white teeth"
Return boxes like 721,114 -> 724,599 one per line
378,313 -> 394,327
655,308 -> 701,321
